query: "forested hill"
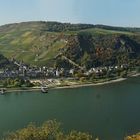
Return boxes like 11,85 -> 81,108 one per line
0,54 -> 15,69
0,21 -> 140,69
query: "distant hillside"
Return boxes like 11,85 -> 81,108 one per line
0,21 -> 140,69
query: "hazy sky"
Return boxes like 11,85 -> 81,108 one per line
0,0 -> 139,27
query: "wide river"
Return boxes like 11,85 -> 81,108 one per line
0,76 -> 140,140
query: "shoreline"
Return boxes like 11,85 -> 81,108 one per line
4,78 -> 126,93
4,73 -> 140,93
53,77 -> 127,89
6,88 -> 40,93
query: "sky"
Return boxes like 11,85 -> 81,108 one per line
0,0 -> 139,27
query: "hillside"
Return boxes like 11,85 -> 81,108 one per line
0,54 -> 15,69
0,21 -> 140,69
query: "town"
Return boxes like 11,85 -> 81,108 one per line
0,59 -> 130,78
0,59 -> 139,89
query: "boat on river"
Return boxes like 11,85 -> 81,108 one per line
0,88 -> 6,95
41,85 -> 48,93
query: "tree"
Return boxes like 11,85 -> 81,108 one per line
120,70 -> 128,78
124,132 -> 140,140
136,67 -> 140,73
4,120 -> 94,140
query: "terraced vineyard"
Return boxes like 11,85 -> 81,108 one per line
0,21 -> 140,68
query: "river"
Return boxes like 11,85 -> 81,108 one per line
0,76 -> 140,140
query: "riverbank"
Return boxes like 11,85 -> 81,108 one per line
4,73 -> 140,93
54,77 -> 127,89
3,78 -> 125,93
6,88 -> 40,93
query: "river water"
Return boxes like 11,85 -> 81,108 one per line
0,76 -> 140,140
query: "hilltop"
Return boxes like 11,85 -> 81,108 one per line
0,21 -> 140,69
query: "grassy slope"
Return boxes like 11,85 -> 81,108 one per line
0,21 -> 138,66
0,22 -> 67,66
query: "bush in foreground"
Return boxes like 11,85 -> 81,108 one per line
3,120 -> 140,140
3,120 -> 94,140
125,133 -> 140,140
